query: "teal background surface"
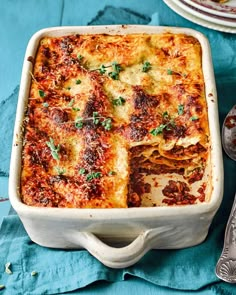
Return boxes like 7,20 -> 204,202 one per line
0,1 -> 236,294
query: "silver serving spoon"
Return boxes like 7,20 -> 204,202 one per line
222,105 -> 236,162
215,105 -> 236,283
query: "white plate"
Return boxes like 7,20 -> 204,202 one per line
184,0 -> 236,18
164,0 -> 236,33
172,0 -> 236,27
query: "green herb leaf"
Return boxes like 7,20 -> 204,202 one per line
86,171 -> 102,181
190,115 -> 199,121
46,137 -> 60,160
79,168 -> 86,175
75,117 -> 83,129
178,104 -> 184,115
108,171 -> 116,176
167,69 -> 173,75
99,65 -> 107,74
142,61 -> 151,72
66,86 -> 71,90
169,119 -> 176,127
77,54 -> 83,61
108,62 -> 122,80
112,96 -> 126,106
55,166 -> 66,175
72,107 -> 80,111
165,121 -> 175,131
108,71 -> 119,80
102,118 -> 112,131
39,90 -> 45,97
150,124 -> 167,136
162,111 -> 169,119
68,99 -> 75,107
112,61 -> 122,73
93,112 -> 100,125
42,102 -> 49,107
76,79 -> 81,85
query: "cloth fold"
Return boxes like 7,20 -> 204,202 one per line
1,1 -> 236,294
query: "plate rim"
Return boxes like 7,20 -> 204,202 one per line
188,0 -> 236,16
171,0 -> 236,27
182,0 -> 236,19
164,0 -> 236,33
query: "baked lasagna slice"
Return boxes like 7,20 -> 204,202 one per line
21,32 -> 210,208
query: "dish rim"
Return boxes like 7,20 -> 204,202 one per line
9,24 -> 224,220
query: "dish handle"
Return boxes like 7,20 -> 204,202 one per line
68,226 -> 172,268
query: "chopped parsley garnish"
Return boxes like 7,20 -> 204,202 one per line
162,111 -> 169,119
167,119 -> 176,129
178,104 -> 184,115
55,166 -> 66,175
108,71 -> 119,80
68,99 -> 80,111
86,171 -> 102,181
93,112 -> 100,125
92,64 -> 109,74
68,99 -> 75,107
108,61 -> 122,80
167,69 -> 173,75
112,96 -> 126,106
190,115 -> 199,121
39,90 -> 45,97
108,171 -> 116,176
77,54 -> 84,61
112,61 -> 122,73
76,79 -> 81,84
79,168 -> 86,175
75,117 -> 83,129
46,137 -> 60,160
142,61 -> 151,72
74,113 -> 112,131
92,62 -> 122,79
99,64 -> 107,74
42,102 -> 49,107
150,114 -> 176,135
150,124 -> 167,136
66,86 -> 71,90
101,118 -> 112,131
72,107 -> 80,111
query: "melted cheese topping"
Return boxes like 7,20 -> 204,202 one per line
21,33 -> 210,208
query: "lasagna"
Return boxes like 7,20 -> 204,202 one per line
21,32 -> 211,208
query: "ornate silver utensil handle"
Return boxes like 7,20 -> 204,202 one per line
216,193 -> 236,283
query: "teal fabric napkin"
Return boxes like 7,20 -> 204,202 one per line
0,215 -> 235,295
0,215 -> 231,295
1,1 -> 236,294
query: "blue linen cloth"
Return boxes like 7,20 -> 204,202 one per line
0,215 -> 235,295
0,0 -> 236,294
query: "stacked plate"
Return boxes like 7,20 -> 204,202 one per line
164,0 -> 236,33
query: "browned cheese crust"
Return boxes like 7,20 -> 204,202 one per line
21,33 -> 210,208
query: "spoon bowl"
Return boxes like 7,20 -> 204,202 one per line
215,104 -> 236,283
222,105 -> 236,161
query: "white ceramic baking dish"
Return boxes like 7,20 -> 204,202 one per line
9,25 -> 223,268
